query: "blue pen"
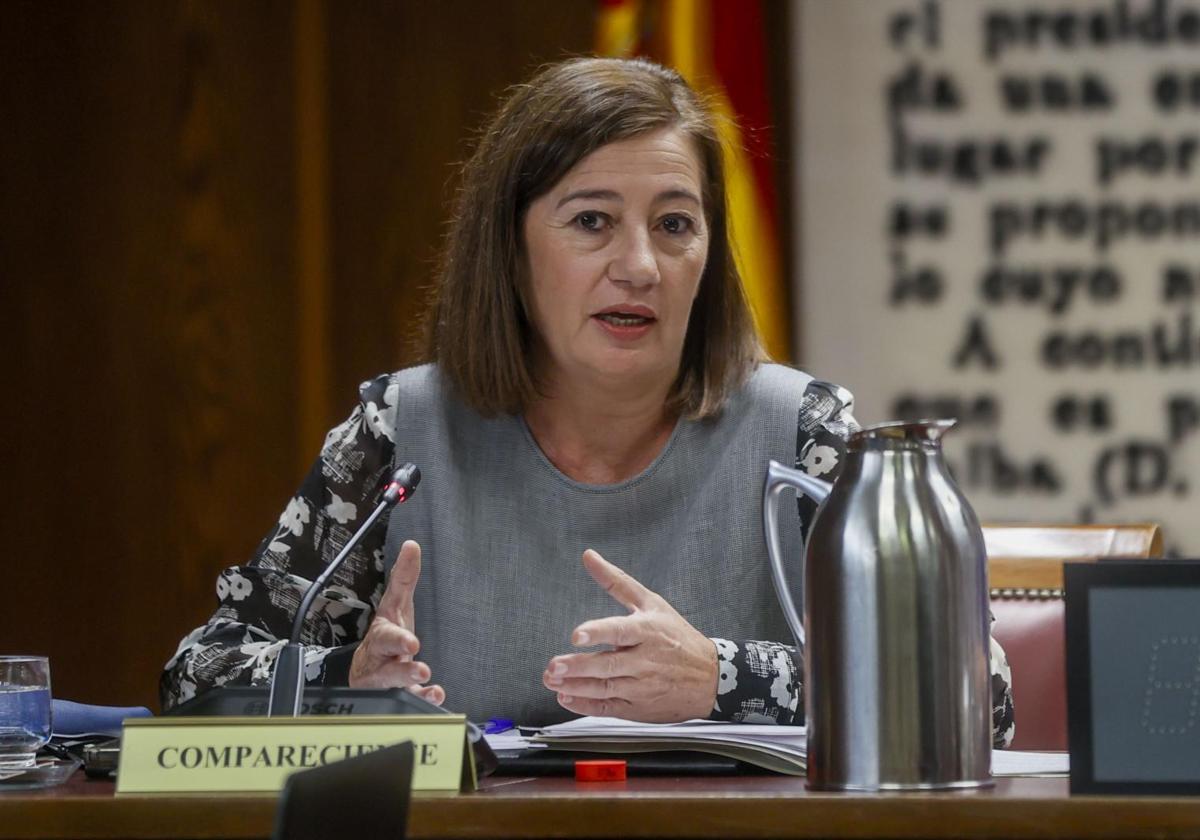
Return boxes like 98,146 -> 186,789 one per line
484,717 -> 515,735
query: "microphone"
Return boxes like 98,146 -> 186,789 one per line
267,464 -> 421,716
380,462 -> 420,507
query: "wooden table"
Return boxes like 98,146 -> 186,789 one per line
3,771 -> 1200,840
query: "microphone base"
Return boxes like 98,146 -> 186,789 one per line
267,642 -> 307,716
166,685 -> 449,718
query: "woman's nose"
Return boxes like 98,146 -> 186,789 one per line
608,228 -> 660,287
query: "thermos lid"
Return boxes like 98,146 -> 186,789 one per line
849,418 -> 956,450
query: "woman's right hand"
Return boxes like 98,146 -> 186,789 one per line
348,539 -> 445,704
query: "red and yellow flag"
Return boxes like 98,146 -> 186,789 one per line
596,0 -> 791,362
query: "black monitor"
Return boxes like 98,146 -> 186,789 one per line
1065,559 -> 1200,795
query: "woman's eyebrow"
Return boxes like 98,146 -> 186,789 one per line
556,189 -> 621,209
655,188 -> 701,206
555,187 -> 701,209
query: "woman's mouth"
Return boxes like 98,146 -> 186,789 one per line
596,312 -> 654,327
592,309 -> 657,340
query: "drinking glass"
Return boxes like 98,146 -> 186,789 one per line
0,657 -> 52,769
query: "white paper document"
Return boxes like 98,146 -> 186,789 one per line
991,749 -> 1070,777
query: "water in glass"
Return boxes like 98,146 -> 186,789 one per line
0,657 -> 52,769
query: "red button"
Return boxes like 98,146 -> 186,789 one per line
575,759 -> 627,782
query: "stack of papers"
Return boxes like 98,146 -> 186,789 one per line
532,716 -> 1069,778
535,717 -> 807,775
993,750 -> 1070,777
484,730 -> 546,754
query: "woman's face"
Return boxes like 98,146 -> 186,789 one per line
522,127 -> 709,394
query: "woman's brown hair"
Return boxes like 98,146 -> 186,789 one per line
427,56 -> 763,418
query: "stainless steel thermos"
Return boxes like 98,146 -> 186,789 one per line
762,419 -> 992,791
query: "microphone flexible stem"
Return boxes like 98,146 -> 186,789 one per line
289,497 -> 393,643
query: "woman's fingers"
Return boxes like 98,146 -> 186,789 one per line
543,650 -> 667,702
377,539 -> 422,627
350,540 -> 427,690
570,615 -> 643,648
581,549 -> 653,611
352,657 -> 433,690
554,693 -> 631,719
544,550 -> 719,722
350,609 -> 422,688
544,674 -> 639,700
372,657 -> 433,686
411,684 -> 446,705
365,620 -> 421,659
545,649 -> 636,683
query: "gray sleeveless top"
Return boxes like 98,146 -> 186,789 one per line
382,363 -> 811,724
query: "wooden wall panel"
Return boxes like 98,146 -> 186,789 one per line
1,0 -> 301,709
323,1 -> 595,423
0,0 -> 593,711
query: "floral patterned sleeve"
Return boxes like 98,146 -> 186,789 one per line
159,374 -> 400,710
709,380 -> 1017,749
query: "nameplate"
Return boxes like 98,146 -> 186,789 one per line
116,714 -> 473,794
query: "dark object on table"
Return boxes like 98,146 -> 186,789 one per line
40,737 -> 120,780
494,749 -> 750,777
272,741 -> 414,840
80,739 -> 121,779
1065,559 -> 1200,796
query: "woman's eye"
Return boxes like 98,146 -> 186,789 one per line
660,214 -> 694,235
574,212 -> 607,232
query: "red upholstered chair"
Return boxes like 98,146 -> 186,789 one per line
984,523 -> 1164,751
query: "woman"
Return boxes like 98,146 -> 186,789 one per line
161,57 -> 1014,745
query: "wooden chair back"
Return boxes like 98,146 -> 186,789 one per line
986,523 -> 1164,591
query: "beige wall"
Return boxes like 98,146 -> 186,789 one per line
794,0 -> 1200,555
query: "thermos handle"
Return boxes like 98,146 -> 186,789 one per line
762,460 -> 833,650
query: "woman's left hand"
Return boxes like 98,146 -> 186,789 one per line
542,549 -> 718,723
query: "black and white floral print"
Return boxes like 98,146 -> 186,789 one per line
161,374 -> 400,708
160,372 -> 1015,747
709,379 -> 852,726
712,639 -> 802,724
991,635 -> 1016,747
